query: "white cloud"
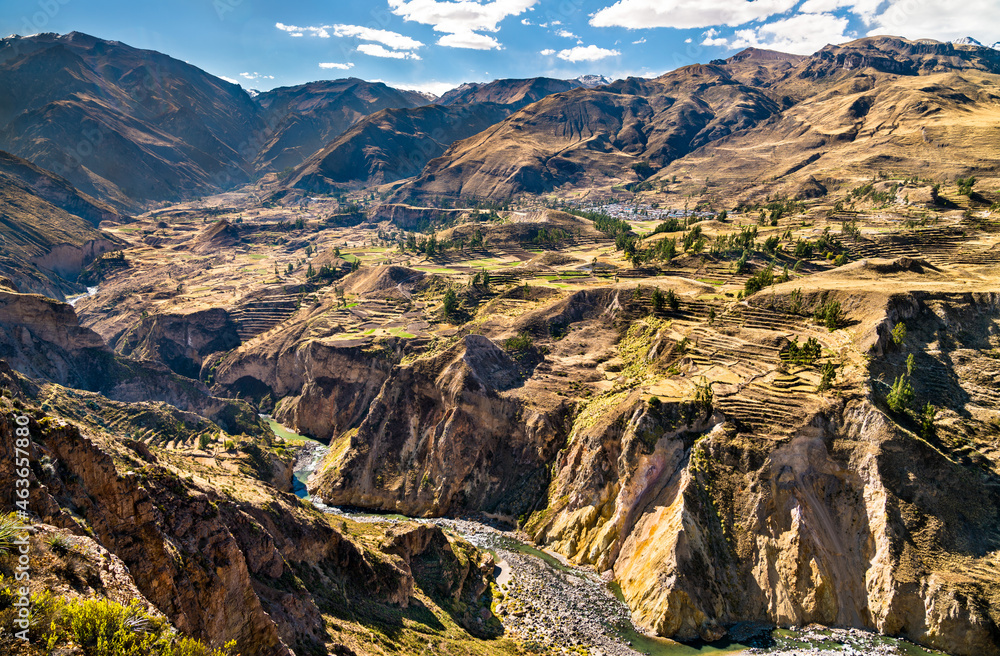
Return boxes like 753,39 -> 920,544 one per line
320,62 -> 355,70
358,43 -> 422,59
438,30 -> 501,49
276,22 -> 423,55
219,75 -> 239,84
521,18 -> 532,25
556,28 -> 580,39
632,37 -> 647,44
387,0 -> 538,50
276,22 -> 330,38
240,71 -> 274,81
865,0 -> 1000,42
540,48 -> 556,55
701,12 -> 850,54
799,0 -> 884,23
330,24 -> 424,50
590,0 -> 799,29
557,45 -> 622,62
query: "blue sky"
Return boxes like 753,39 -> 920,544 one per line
2,0 -> 996,95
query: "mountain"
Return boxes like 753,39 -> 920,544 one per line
0,149 -> 122,297
952,36 -> 984,46
392,36 -> 1000,203
715,47 -> 807,88
0,34 -> 436,208
284,76 -> 607,193
285,103 -> 514,192
252,78 -> 431,172
575,74 -> 614,88
394,65 -> 780,202
435,77 -> 582,107
652,36 -> 1000,198
0,32 -> 265,209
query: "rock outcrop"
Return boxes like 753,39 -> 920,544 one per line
311,334 -> 568,517
0,288 -> 262,434
115,308 -> 241,379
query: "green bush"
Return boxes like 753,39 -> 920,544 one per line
39,597 -> 236,656
503,333 -> 533,352
0,513 -> 24,557
785,337 -> 822,365
957,176 -> 976,196
814,299 -> 843,331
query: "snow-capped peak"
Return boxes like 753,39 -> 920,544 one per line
575,74 -> 613,88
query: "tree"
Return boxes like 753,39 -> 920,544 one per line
886,374 -> 914,413
920,402 -> 936,438
813,299 -> 843,332
957,176 -> 977,196
651,287 -> 665,310
818,361 -> 838,391
664,288 -> 679,310
442,288 -> 459,318
906,353 -> 916,376
306,263 -> 315,279
287,263 -> 294,274
694,378 -> 713,415
891,322 -> 906,347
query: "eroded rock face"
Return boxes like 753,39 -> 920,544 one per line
0,288 -> 263,434
312,335 -> 568,517
523,388 -> 1000,654
13,417 -> 292,655
115,308 -> 240,379
0,405 -> 476,656
212,336 -> 395,441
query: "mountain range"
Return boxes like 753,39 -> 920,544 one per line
0,33 -> 617,210
2,32 -> 1000,292
394,36 -> 1000,202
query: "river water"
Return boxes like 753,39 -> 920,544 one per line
66,285 -> 99,306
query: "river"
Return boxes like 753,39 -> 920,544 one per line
273,418 -> 945,656
66,285 -> 99,306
